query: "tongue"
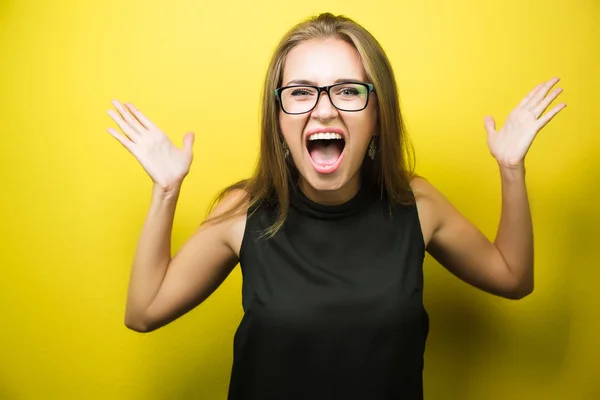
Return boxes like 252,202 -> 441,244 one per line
309,141 -> 344,165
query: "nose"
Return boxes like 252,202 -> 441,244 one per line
311,91 -> 338,120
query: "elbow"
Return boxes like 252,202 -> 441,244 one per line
124,312 -> 155,333
505,281 -> 534,300
125,319 -> 151,333
506,288 -> 533,300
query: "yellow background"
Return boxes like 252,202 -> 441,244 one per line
1,0 -> 599,398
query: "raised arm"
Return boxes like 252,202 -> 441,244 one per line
413,77 -> 566,299
106,101 -> 245,332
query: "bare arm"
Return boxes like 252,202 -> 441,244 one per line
123,184 -> 181,330
414,77 -> 565,299
493,165 -> 533,296
414,176 -> 532,300
105,100 -> 246,332
413,177 -> 529,299
124,188 -> 246,333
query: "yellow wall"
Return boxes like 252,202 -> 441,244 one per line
1,0 -> 598,398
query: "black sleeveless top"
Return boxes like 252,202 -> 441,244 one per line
227,184 -> 429,400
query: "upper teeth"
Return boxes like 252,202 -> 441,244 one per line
308,132 -> 343,141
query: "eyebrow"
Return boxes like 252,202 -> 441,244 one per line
284,78 -> 364,86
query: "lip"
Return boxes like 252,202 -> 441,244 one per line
304,127 -> 347,175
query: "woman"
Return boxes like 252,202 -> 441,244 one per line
107,12 -> 565,400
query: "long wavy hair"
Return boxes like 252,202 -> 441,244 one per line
202,12 -> 416,237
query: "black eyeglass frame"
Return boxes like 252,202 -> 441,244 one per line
274,82 -> 376,115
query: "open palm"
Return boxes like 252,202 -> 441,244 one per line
107,100 -> 195,191
484,77 -> 566,169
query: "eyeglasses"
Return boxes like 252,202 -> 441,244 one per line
274,82 -> 375,115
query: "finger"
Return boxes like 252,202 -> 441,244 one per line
124,102 -> 157,130
525,77 -> 560,109
111,100 -> 145,133
107,127 -> 135,152
183,131 -> 195,157
537,103 -> 566,129
484,115 -> 496,136
107,109 -> 141,142
533,87 -> 563,118
518,82 -> 545,107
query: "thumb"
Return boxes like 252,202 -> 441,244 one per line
183,132 -> 195,156
483,116 -> 496,136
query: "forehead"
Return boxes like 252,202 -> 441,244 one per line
282,38 -> 366,86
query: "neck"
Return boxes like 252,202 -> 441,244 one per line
298,173 -> 361,205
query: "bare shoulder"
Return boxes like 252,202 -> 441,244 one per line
409,175 -> 434,197
408,175 -> 448,247
206,188 -> 250,218
202,188 -> 249,258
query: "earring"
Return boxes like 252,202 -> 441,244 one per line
282,141 -> 290,158
368,136 -> 376,160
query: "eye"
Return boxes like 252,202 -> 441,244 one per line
290,87 -> 315,96
340,87 -> 360,96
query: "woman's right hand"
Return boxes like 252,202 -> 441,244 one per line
106,100 -> 195,192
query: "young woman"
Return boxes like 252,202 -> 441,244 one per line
107,12 -> 565,400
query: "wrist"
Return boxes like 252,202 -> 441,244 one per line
152,182 -> 182,200
498,162 -> 526,181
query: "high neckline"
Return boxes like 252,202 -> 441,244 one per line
289,183 -> 375,220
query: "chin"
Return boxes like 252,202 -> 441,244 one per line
299,161 -> 356,193
304,174 -> 346,192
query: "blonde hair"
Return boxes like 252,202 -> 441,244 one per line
203,12 -> 416,237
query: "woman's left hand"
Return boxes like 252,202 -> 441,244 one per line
484,77 -> 566,169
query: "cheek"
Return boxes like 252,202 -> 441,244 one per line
279,114 -> 306,145
346,113 -> 377,142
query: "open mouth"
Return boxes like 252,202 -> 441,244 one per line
306,132 -> 346,174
